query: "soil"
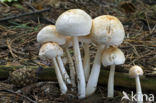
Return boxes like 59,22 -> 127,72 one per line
0,0 -> 155,103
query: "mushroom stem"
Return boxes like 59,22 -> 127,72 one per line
57,56 -> 71,85
52,57 -> 67,94
136,76 -> 143,103
107,64 -> 115,97
65,47 -> 76,87
83,43 -> 90,82
86,45 -> 104,96
73,36 -> 86,99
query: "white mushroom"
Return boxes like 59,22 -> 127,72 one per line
37,25 -> 65,45
39,42 -> 67,94
37,25 -> 71,85
129,65 -> 143,103
79,36 -> 92,82
86,15 -> 125,96
101,46 -> 125,97
56,9 -> 92,99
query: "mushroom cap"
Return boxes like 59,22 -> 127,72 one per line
101,46 -> 125,66
79,35 -> 92,44
56,9 -> 92,36
37,25 -> 66,45
39,42 -> 63,59
129,65 -> 143,78
91,15 -> 125,46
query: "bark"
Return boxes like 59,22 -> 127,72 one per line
0,65 -> 156,94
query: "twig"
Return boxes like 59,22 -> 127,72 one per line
6,39 -> 17,58
0,53 -> 8,58
6,39 -> 27,60
124,39 -> 156,47
151,24 -> 156,34
42,16 -> 55,24
24,2 -> 36,11
125,42 -> 140,57
0,88 -> 37,103
25,2 -> 56,24
0,8 -> 51,22
25,2 -> 55,24
129,51 -> 154,65
0,2 -> 10,8
145,12 -> 152,34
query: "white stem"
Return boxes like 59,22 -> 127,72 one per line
65,47 -> 76,87
136,76 -> 143,103
86,45 -> 104,96
83,43 -> 90,82
57,56 -> 71,85
73,36 -> 86,99
52,57 -> 67,94
107,64 -> 115,97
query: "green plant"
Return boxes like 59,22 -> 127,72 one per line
0,0 -> 18,3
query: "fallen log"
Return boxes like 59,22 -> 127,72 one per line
0,65 -> 156,94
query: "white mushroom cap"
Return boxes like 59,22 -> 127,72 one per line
91,15 -> 125,46
37,25 -> 66,45
101,46 -> 125,66
39,42 -> 63,59
129,65 -> 144,78
56,9 -> 92,36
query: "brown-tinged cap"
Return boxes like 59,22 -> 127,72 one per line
102,46 -> 125,66
39,42 -> 63,59
129,65 -> 143,78
91,15 -> 125,46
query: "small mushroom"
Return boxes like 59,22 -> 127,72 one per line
129,65 -> 143,103
101,46 -> 125,97
86,15 -> 125,96
56,9 -> 92,99
39,42 -> 67,94
37,25 -> 71,85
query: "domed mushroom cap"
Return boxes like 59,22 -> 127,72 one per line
101,47 -> 125,66
39,42 -> 63,59
56,9 -> 92,36
37,25 -> 66,45
91,15 -> 125,46
129,65 -> 143,78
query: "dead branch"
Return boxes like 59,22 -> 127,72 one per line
0,65 -> 156,94
0,8 -> 51,22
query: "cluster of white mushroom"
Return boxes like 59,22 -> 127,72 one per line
37,9 -> 144,100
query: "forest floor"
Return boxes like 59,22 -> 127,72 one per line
0,0 -> 155,102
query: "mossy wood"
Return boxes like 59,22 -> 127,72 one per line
0,65 -> 155,94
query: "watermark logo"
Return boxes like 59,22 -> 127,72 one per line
121,91 -> 130,101
121,91 -> 155,102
